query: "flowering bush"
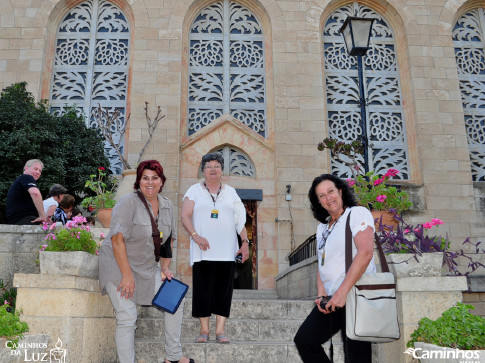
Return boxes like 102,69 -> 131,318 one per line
375,212 -> 485,275
40,216 -> 104,255
348,169 -> 413,213
81,167 -> 117,215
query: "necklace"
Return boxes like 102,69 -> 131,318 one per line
319,209 -> 346,250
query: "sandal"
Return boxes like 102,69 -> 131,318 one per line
165,359 -> 195,363
194,333 -> 208,343
216,334 -> 230,344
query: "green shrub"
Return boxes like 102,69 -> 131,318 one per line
407,302 -> 485,350
0,279 -> 16,311
0,82 -> 112,223
0,304 -> 29,347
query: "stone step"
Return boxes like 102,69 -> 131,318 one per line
135,340 -> 343,363
134,297 -> 346,363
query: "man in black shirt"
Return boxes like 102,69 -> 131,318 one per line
6,159 -> 46,225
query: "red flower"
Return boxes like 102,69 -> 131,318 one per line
88,206 -> 95,212
98,167 -> 105,170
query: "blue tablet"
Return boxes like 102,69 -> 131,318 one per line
152,278 -> 188,314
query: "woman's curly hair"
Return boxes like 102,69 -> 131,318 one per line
308,174 -> 356,223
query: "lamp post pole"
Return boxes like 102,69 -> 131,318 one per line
356,54 -> 369,174
339,16 -> 376,175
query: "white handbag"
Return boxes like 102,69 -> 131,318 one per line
344,212 -> 400,342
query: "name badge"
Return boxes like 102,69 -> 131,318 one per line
160,231 -> 163,238
211,209 -> 219,218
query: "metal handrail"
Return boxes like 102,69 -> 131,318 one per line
288,234 -> 316,266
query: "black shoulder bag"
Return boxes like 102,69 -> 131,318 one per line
136,191 -> 172,261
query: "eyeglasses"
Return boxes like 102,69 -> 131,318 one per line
318,228 -> 332,250
204,165 -> 221,170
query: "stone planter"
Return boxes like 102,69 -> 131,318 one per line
115,168 -> 136,200
0,334 -> 49,363
39,251 -> 98,278
387,252 -> 443,277
414,342 -> 485,362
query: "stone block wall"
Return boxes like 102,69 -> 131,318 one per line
0,225 -> 42,288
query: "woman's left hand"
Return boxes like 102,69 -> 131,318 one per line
161,267 -> 174,281
237,242 -> 250,263
323,290 -> 347,314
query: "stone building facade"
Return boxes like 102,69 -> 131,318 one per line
1,0 -> 484,289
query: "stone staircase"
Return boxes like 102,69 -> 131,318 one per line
134,290 -> 345,363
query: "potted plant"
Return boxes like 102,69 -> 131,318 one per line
375,214 -> 485,277
0,302 -> 29,351
81,167 -> 117,227
317,138 -> 413,226
39,216 -> 105,278
406,302 -> 485,362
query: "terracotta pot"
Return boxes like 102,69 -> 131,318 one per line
371,210 -> 398,231
39,251 -> 98,278
97,208 -> 112,228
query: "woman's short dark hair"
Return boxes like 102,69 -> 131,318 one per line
308,174 -> 357,223
134,160 -> 166,193
200,152 -> 224,172
59,194 -> 75,209
49,184 -> 67,196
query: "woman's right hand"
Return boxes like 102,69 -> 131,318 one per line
193,234 -> 210,251
117,273 -> 135,300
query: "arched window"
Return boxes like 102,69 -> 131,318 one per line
49,0 -> 130,174
198,146 -> 256,178
323,3 -> 409,179
453,8 -> 485,181
188,0 -> 266,137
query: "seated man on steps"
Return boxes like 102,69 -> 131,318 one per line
6,159 -> 46,225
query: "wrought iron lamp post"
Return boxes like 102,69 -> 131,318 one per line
339,16 -> 376,174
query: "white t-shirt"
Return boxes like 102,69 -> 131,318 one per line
43,197 -> 58,214
183,183 -> 246,266
316,206 -> 376,296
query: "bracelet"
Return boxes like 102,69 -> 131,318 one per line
242,239 -> 250,245
191,232 -> 197,237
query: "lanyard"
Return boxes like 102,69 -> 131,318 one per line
203,181 -> 222,208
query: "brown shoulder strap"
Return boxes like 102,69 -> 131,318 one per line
345,210 -> 390,273
136,191 -> 161,262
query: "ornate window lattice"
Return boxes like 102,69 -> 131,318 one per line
453,8 -> 485,181
323,3 -> 409,179
49,0 -> 130,174
188,0 -> 266,137
198,146 -> 255,178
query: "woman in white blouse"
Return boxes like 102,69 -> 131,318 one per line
181,152 -> 249,344
294,174 -> 376,363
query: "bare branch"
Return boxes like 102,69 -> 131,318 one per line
137,101 -> 165,164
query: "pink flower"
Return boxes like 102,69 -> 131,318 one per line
376,195 -> 387,203
49,223 -> 56,230
77,232 -> 81,239
100,232 -> 105,239
347,179 -> 355,186
42,222 -> 49,231
98,167 -> 105,170
96,250 -> 99,256
4,300 -> 8,305
374,178 -> 384,186
385,168 -> 399,177
431,218 -> 444,226
404,229 -> 410,234
423,222 -> 433,229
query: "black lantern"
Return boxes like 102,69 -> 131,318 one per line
339,17 -> 376,56
339,16 -> 376,173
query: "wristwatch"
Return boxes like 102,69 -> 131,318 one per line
242,238 -> 251,245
